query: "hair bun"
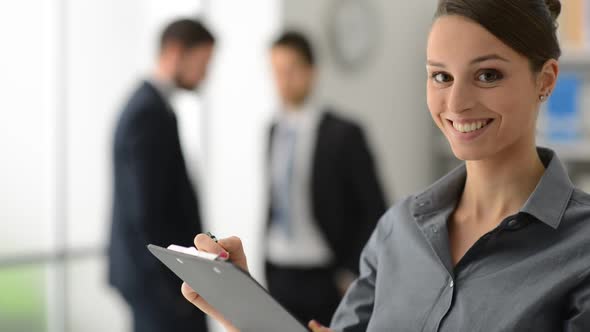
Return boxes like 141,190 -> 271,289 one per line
545,0 -> 562,21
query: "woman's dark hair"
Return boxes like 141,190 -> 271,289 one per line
272,31 -> 315,66
434,0 -> 562,72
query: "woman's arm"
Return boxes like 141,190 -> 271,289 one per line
184,209 -> 388,332
564,273 -> 590,331
330,209 -> 391,331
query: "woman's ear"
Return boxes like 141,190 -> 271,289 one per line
537,59 -> 559,99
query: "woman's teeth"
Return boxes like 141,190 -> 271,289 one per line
452,120 -> 490,133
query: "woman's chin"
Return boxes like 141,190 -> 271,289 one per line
449,145 -> 489,161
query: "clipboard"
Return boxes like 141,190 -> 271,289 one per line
147,244 -> 308,332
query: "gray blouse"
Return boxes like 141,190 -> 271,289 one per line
331,148 -> 590,331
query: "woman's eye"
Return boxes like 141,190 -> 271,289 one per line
432,72 -> 452,84
477,69 -> 503,83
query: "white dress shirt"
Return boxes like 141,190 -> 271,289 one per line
148,77 -> 175,110
267,102 -> 335,268
148,77 -> 202,196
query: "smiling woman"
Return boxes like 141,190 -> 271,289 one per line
426,0 -> 560,164
182,1 -> 590,331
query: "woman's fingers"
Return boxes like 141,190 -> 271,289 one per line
217,236 -> 249,272
194,234 -> 249,272
194,233 -> 227,255
181,282 -> 239,332
308,320 -> 333,332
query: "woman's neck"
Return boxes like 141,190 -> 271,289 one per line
457,140 -> 546,225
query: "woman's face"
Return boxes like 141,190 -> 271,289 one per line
427,15 -> 543,161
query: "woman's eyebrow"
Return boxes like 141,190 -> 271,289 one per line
426,60 -> 446,68
427,54 -> 510,68
470,54 -> 510,64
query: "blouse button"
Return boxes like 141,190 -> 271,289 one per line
507,219 -> 519,228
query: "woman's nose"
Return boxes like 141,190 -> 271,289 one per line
447,81 -> 476,114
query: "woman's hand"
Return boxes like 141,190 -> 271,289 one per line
180,234 -> 249,332
308,320 -> 335,332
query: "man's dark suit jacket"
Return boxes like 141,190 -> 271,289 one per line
268,110 -> 387,274
109,81 -> 202,299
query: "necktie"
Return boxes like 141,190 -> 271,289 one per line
271,126 -> 297,238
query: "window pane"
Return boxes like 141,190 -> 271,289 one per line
64,0 -> 147,250
0,265 -> 48,332
66,256 -> 129,332
0,0 -> 55,255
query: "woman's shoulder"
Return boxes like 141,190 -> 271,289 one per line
565,188 -> 590,220
375,195 -> 423,237
382,195 -> 418,219
558,188 -> 590,234
570,188 -> 590,207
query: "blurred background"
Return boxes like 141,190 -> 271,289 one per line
1,0 -> 590,331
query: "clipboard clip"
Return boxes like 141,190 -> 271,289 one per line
167,244 -> 227,261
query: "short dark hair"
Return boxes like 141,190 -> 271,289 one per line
272,31 -> 315,66
434,0 -> 561,72
160,18 -> 215,50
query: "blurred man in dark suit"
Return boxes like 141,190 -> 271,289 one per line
109,19 -> 214,332
265,31 -> 387,327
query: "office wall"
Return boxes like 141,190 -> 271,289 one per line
282,0 -> 439,201
202,0 -> 281,282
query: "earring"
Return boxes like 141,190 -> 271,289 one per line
539,91 -> 550,101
